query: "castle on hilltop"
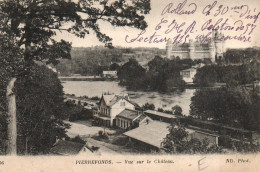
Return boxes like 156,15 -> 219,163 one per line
166,30 -> 225,62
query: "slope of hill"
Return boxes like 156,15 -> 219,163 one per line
56,46 -> 166,76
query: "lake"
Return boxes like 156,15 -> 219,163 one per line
62,81 -> 196,115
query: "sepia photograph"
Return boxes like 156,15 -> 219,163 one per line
0,0 -> 259,171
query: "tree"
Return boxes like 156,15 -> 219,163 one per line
146,57 -> 192,91
15,65 -> 70,154
110,63 -> 120,71
161,122 -> 222,154
118,58 -> 146,89
161,122 -> 188,153
157,108 -> 164,112
193,65 -> 218,86
0,0 -> 151,154
142,103 -> 155,111
190,87 -> 260,131
225,48 -> 260,64
0,33 -> 23,155
69,135 -> 86,145
172,105 -> 182,116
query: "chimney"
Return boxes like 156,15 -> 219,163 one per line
123,93 -> 129,100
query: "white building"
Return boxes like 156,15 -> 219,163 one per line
102,71 -> 118,78
180,68 -> 197,83
94,93 -> 138,127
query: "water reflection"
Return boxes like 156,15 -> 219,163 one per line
62,81 -> 195,115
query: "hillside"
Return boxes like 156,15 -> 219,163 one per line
56,46 -> 166,76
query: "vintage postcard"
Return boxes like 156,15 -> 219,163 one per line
0,0 -> 259,171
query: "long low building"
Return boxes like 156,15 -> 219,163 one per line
124,121 -> 195,152
144,110 -> 179,122
124,120 -> 219,152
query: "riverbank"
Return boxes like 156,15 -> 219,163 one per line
59,76 -> 118,81
62,80 -> 195,115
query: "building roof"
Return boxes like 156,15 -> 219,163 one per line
135,114 -> 147,122
144,110 -> 177,119
103,71 -> 117,74
117,109 -> 139,120
180,68 -> 197,72
100,94 -> 139,108
103,94 -> 115,105
124,121 -> 195,148
93,114 -> 111,121
124,121 -> 170,148
107,95 -> 121,106
50,140 -> 86,155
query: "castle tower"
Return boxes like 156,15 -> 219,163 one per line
166,39 -> 172,59
213,30 -> 225,62
209,39 -> 216,62
188,39 -> 195,59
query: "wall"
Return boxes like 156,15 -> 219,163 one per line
110,99 -> 135,126
170,51 -> 189,59
190,131 -> 219,145
138,117 -> 152,126
193,51 -> 211,59
116,117 -> 132,129
181,70 -> 197,83
99,99 -> 110,116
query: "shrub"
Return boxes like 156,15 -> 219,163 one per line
98,130 -> 103,136
69,135 -> 86,144
111,136 -> 128,146
218,136 -> 233,149
172,105 -> 183,116
158,108 -> 164,112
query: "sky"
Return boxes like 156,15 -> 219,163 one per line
54,0 -> 260,49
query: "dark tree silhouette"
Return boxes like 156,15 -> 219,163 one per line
0,0 -> 151,155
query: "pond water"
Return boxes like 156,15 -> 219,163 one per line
62,81 -> 196,115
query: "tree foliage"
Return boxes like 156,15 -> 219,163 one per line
225,48 -> 260,64
56,46 -> 165,76
118,56 -> 197,91
0,0 -> 151,74
194,59 -> 260,87
142,103 -> 155,111
118,58 -> 146,89
15,65 -> 70,154
0,0 -> 151,154
190,87 -> 260,131
161,122 -> 222,154
172,105 -> 182,116
56,47 -> 124,75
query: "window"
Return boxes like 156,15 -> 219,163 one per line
183,71 -> 190,78
120,102 -> 125,106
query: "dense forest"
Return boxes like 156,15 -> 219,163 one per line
56,46 -> 165,76
190,86 -> 260,131
224,48 -> 260,64
194,59 -> 259,87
